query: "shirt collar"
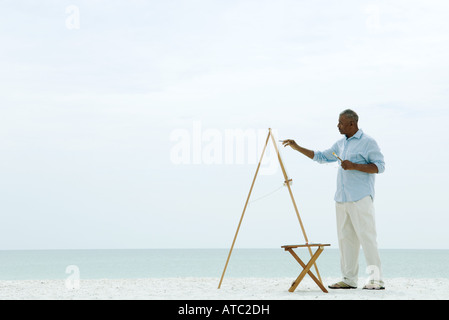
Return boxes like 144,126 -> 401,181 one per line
346,129 -> 363,140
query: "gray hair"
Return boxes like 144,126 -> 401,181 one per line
340,109 -> 359,123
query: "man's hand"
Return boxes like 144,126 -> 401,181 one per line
282,139 -> 299,149
341,160 -> 356,171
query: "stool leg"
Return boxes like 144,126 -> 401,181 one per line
288,247 -> 328,293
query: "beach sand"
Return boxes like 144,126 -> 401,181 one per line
1,277 -> 448,300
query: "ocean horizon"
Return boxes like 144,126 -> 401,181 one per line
0,248 -> 448,281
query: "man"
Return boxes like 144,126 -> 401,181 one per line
282,109 -> 385,290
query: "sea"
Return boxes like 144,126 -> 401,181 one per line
0,249 -> 448,281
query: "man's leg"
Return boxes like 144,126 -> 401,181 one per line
347,196 -> 383,285
335,201 -> 360,288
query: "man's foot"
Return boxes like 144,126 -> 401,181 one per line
363,280 -> 385,290
328,281 -> 357,289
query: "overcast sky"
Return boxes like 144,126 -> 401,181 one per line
1,0 -> 448,250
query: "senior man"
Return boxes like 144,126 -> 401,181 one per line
282,109 -> 385,290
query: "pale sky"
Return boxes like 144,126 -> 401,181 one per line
1,0 -> 448,250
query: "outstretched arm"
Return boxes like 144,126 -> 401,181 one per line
282,140 -> 315,160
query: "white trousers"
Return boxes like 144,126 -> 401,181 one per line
335,196 -> 383,287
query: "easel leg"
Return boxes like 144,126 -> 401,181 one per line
218,131 -> 272,289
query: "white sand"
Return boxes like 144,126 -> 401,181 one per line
1,277 -> 448,300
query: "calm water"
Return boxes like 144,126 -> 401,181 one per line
0,249 -> 448,280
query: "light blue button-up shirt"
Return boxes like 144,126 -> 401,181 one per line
313,129 -> 385,203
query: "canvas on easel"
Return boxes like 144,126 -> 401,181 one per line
218,128 -> 325,290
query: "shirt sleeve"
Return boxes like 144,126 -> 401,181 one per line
367,140 -> 385,174
313,142 -> 339,164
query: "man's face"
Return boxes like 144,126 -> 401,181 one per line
338,115 -> 353,135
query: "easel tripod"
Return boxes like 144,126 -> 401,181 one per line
218,128 -> 328,291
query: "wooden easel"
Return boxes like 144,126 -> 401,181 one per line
218,128 -> 325,290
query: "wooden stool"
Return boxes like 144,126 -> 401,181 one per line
282,244 -> 331,293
